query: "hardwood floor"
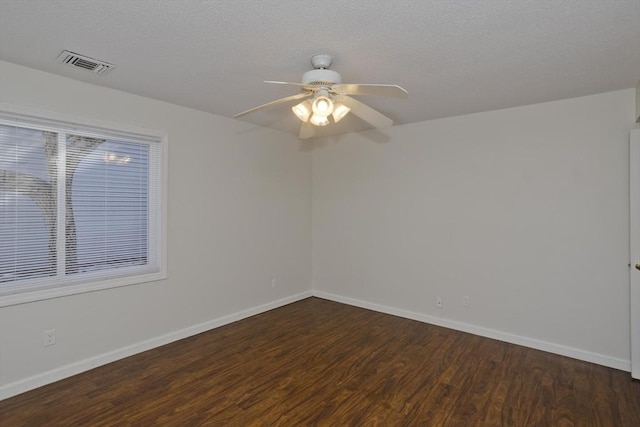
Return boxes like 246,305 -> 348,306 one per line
1,297 -> 639,426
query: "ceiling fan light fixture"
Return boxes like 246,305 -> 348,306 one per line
312,95 -> 334,117
310,114 -> 330,126
292,100 -> 312,122
331,103 -> 350,123
232,54 -> 408,137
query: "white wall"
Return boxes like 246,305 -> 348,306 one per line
0,61 -> 312,394
313,89 -> 636,368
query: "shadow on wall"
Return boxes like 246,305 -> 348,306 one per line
298,128 -> 392,151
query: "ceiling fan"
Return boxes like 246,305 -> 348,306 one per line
233,54 -> 408,139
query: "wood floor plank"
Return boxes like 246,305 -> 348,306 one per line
1,297 -> 639,426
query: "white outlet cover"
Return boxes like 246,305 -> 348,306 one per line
43,329 -> 56,346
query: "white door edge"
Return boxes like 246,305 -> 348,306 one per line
630,128 -> 640,379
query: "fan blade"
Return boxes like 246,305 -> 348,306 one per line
299,122 -> 315,139
233,92 -> 310,118
341,96 -> 394,128
264,80 -> 306,86
332,84 -> 408,98
265,81 -> 320,92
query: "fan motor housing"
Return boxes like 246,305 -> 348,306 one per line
302,69 -> 342,86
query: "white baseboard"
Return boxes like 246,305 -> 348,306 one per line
0,291 -> 313,400
312,290 -> 631,372
2,289 -> 629,400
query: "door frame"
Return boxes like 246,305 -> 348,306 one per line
630,129 -> 640,379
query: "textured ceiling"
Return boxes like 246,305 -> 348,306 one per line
0,0 -> 639,138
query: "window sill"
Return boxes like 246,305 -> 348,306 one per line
0,271 -> 167,307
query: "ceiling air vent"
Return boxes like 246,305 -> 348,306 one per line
56,50 -> 116,75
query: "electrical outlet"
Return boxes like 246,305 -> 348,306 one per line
463,296 -> 470,308
271,278 -> 277,288
43,329 -> 56,347
436,297 -> 443,309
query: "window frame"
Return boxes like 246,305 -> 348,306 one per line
0,103 -> 168,307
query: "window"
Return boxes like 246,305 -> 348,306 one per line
0,109 -> 166,306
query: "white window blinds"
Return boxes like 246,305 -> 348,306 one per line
0,125 -> 56,283
0,115 -> 165,303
